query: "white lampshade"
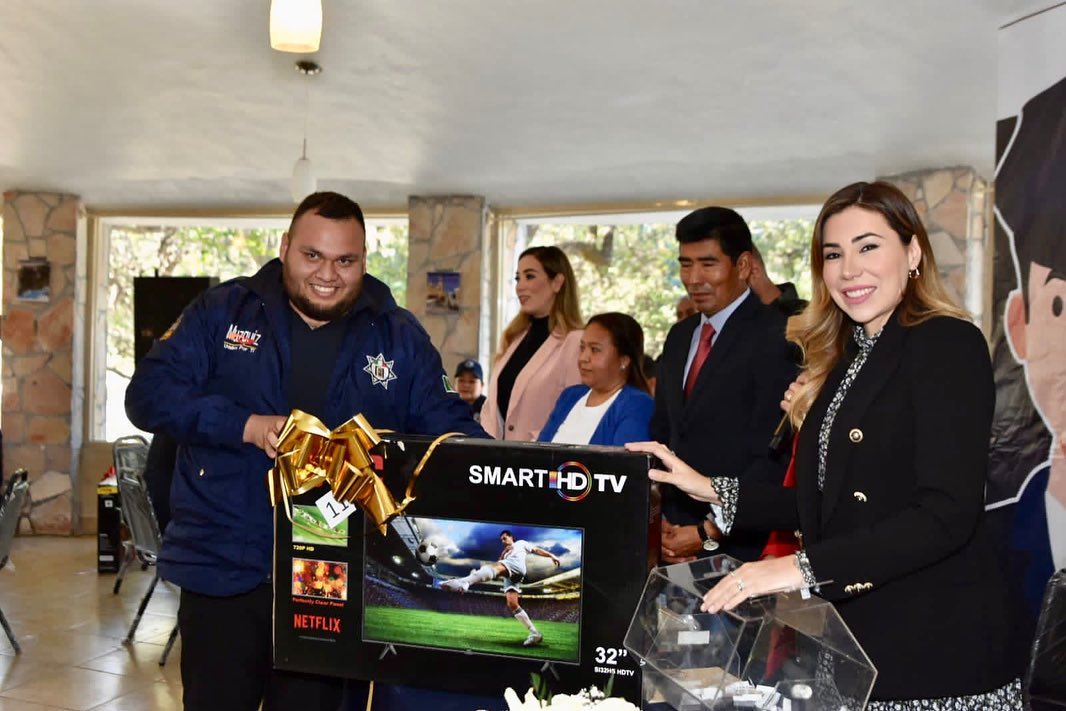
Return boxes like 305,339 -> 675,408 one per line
270,0 -> 322,53
291,155 -> 317,203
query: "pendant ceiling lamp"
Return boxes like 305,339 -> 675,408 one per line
291,60 -> 322,203
292,138 -> 315,204
270,0 -> 323,53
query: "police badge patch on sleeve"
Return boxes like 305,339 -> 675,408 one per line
442,375 -> 457,394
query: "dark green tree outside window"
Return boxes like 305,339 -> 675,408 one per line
528,218 -> 813,358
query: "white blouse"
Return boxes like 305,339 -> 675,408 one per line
549,389 -> 621,445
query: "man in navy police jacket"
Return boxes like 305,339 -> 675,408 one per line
126,192 -> 486,711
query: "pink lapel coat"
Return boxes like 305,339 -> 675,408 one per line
482,327 -> 583,441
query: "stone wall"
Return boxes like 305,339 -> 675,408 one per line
2,191 -> 78,534
486,217 -> 520,369
877,167 -> 990,327
407,196 -> 486,374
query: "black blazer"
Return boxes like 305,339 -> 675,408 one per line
736,315 -> 1019,700
650,293 -> 796,560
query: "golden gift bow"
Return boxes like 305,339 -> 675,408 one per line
266,409 -> 460,537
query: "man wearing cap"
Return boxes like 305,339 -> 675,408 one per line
455,359 -> 487,422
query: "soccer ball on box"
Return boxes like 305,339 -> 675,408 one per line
416,540 -> 439,565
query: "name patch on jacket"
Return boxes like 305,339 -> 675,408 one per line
224,323 -> 263,353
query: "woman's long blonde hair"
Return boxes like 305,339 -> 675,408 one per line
496,246 -> 584,360
787,181 -> 970,429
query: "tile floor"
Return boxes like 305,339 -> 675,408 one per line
0,536 -> 182,711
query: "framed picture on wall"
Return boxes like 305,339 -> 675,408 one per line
16,258 -> 51,302
425,271 -> 460,313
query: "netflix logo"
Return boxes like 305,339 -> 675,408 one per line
293,613 -> 341,633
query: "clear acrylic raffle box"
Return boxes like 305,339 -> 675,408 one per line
624,555 -> 876,710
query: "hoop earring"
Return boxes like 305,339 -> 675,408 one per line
908,266 -> 920,280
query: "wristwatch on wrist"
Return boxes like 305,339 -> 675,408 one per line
696,521 -> 719,552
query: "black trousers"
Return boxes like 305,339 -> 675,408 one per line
178,584 -> 348,711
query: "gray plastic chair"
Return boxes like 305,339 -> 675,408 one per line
1026,568 -> 1066,710
0,469 -> 30,654
112,436 -> 179,665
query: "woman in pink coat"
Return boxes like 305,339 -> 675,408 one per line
482,246 -> 584,441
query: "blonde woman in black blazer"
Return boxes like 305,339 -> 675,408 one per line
631,182 -> 1022,708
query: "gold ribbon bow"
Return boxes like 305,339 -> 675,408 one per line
267,410 -> 457,537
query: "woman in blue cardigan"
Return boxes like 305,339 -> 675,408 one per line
539,312 -> 654,446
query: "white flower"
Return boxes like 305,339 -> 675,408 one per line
489,687 -> 639,711
541,694 -> 585,710
501,687 -> 541,710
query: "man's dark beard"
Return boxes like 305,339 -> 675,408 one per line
283,273 -> 360,323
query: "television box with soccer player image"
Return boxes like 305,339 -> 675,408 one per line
274,435 -> 658,704
363,516 -> 583,663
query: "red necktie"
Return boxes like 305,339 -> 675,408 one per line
761,437 -> 801,559
684,322 -> 715,399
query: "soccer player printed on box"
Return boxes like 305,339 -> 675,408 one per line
441,530 -> 561,646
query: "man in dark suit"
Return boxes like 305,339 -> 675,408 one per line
650,207 -> 796,562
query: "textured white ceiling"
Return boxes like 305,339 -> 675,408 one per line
0,0 -> 1050,209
